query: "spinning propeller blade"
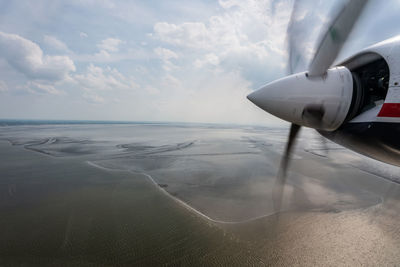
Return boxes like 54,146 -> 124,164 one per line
271,0 -> 369,213
273,123 -> 300,213
308,0 -> 369,76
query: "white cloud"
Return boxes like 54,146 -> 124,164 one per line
154,47 -> 179,71
194,53 -> 219,68
0,80 -> 8,92
161,74 -> 182,90
154,47 -> 178,60
73,47 -> 150,63
97,38 -> 123,52
27,81 -> 63,95
83,92 -> 105,104
153,22 -> 210,49
0,32 -> 76,82
75,64 -> 135,91
153,69 -> 278,125
145,0 -> 297,124
152,0 -> 292,84
43,35 -> 70,52
78,38 -> 128,63
143,85 -> 160,95
73,64 -> 138,103
79,32 -> 88,38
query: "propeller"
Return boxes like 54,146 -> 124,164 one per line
271,0 -> 369,213
273,104 -> 325,212
273,123 -> 301,213
308,0 -> 370,76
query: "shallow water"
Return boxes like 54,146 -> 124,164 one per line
0,123 -> 400,265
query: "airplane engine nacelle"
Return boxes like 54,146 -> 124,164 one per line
247,66 -> 353,131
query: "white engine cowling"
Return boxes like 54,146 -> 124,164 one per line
247,66 -> 353,131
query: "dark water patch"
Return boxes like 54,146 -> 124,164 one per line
4,137 -> 107,157
349,163 -> 400,185
241,136 -> 273,148
116,140 -> 195,155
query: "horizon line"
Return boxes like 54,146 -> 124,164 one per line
0,118 -> 280,128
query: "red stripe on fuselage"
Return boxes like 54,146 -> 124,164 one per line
378,103 -> 400,117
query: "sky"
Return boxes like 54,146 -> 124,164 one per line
0,0 -> 399,125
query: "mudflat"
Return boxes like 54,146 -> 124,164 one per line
0,123 -> 399,265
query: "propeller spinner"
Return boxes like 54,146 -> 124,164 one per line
247,67 -> 353,131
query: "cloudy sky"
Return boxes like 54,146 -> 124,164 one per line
0,0 -> 399,125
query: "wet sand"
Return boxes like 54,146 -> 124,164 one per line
0,141 -> 258,266
0,123 -> 400,265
